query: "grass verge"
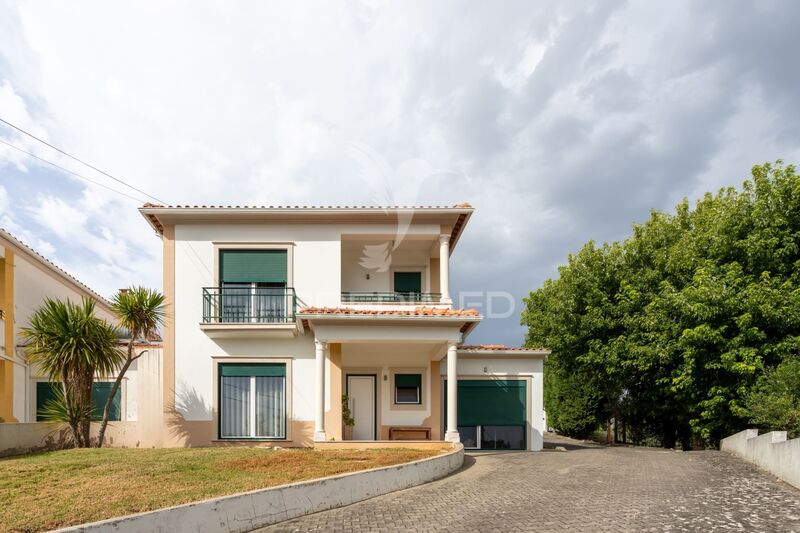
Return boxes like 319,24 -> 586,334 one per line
0,446 -> 443,532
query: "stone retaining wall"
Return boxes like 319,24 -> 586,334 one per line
721,429 -> 800,489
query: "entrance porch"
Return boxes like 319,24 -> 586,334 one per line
311,337 -> 462,446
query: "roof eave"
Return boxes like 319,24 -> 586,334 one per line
0,228 -> 114,310
137,206 -> 475,248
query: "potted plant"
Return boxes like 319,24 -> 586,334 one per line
342,394 -> 355,440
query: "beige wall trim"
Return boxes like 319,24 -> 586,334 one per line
388,367 -> 427,412
0,248 -> 15,421
162,225 -> 176,444
325,344 -> 343,441
211,356 -> 294,442
421,360 -> 441,440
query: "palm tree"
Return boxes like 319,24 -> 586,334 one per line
96,286 -> 164,448
21,298 -> 122,447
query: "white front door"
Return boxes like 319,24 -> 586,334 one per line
347,375 -> 376,440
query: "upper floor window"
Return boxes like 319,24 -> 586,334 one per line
394,271 -> 422,294
219,249 -> 289,323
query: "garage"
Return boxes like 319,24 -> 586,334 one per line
445,379 -> 528,450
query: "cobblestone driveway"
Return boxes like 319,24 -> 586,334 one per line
260,438 -> 800,532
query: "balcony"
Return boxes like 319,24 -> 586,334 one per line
341,291 -> 442,304
341,235 -> 451,309
200,287 -> 298,338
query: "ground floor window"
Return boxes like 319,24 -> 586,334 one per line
219,362 -> 286,439
394,373 -> 422,404
36,381 -> 121,422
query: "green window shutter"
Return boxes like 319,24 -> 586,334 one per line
36,382 -> 58,422
452,380 -> 526,426
395,374 -> 421,388
92,382 -> 121,421
36,382 -> 121,422
220,250 -> 287,284
394,272 -> 421,293
220,363 -> 286,377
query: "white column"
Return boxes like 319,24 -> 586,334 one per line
444,341 -> 460,443
439,234 -> 451,304
314,339 -> 327,442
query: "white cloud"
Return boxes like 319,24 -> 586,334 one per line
0,0 -> 799,342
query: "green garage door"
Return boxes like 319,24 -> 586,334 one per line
446,379 -> 527,450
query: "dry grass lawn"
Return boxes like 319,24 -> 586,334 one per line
0,446 -> 444,532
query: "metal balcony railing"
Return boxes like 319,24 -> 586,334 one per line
202,287 -> 296,323
341,291 -> 443,304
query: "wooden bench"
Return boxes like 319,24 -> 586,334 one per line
389,426 -> 432,440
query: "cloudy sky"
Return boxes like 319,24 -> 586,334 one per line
1,1 -> 799,346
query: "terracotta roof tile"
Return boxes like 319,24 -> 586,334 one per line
458,344 -> 550,351
298,306 -> 481,317
140,203 -> 474,210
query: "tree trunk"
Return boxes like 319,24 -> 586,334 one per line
96,339 -> 138,448
61,370 -> 82,447
95,358 -> 133,448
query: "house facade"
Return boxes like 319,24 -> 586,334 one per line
0,229 -> 139,425
140,204 -> 548,451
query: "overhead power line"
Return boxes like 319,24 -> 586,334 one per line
0,138 -> 147,203
0,116 -> 165,204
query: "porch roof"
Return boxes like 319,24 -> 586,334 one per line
298,306 -> 480,317
297,306 -> 482,338
458,344 -> 550,357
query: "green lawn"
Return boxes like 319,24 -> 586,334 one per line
0,447 -> 443,532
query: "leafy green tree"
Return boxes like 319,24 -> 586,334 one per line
96,287 -> 164,448
21,298 -> 122,447
523,161 -> 800,448
745,358 -> 800,438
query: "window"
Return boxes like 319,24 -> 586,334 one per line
394,271 -> 422,299
219,363 -> 286,439
36,382 -> 121,422
219,249 -> 288,322
394,373 -> 422,404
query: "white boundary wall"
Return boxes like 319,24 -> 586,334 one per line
57,444 -> 464,533
721,429 -> 800,489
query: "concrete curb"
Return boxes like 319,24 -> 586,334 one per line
54,444 -> 464,533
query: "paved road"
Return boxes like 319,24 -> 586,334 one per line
260,438 -> 800,532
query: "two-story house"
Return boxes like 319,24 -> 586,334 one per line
0,228 -> 138,425
140,204 -> 548,451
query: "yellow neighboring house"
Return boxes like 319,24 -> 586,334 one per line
0,228 -> 133,424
